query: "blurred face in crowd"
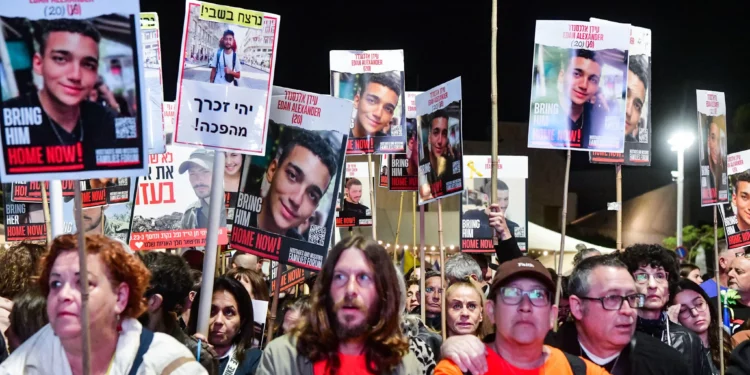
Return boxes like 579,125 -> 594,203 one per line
330,248 -> 378,339
406,284 -> 420,312
728,257 -> 750,293
208,290 -> 241,348
632,265 -> 670,311
487,277 -> 555,347
47,252 -> 128,342
424,276 -> 442,316
282,307 -> 302,333
445,284 -> 484,337
686,268 -> 704,285
674,289 -> 710,336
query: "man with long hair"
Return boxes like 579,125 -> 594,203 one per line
256,235 -> 420,374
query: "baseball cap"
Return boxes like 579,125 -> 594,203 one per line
178,149 -> 214,174
488,257 -> 555,300
223,29 -> 235,37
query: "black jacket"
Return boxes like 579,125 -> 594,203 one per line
728,340 -> 750,375
637,316 -> 712,375
494,235 -> 522,264
545,322 -> 689,375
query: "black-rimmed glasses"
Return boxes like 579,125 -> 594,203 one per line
577,293 -> 645,310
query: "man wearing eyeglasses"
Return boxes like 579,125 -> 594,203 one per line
619,244 -> 711,375
435,257 -> 607,375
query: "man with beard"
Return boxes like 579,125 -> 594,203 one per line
73,204 -> 126,241
340,178 -> 370,220
256,235 -> 420,374
351,72 -> 402,138
733,172 -> 750,232
726,256 -> 750,332
137,252 -> 218,374
618,244 -> 710,375
209,30 -> 241,86
179,149 -> 227,230
462,179 -> 520,240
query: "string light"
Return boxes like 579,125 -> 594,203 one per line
543,251 -> 549,256
430,246 -> 436,251
449,245 -> 455,250
378,240 -> 383,245
404,245 -> 409,251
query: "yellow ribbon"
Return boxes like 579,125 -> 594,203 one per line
466,161 -> 483,179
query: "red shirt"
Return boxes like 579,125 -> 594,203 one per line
314,353 -> 373,375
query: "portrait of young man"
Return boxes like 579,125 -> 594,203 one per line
351,72 -> 402,139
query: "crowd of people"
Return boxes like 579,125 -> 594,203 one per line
3,207 -> 750,374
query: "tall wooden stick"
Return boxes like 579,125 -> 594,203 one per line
394,192 -> 405,262
419,205 -> 426,323
368,154 -> 377,240
553,150 -> 572,332
412,192 -> 417,268
714,206 -> 724,375
490,0 -> 499,246
616,164 -> 622,251
266,262 -> 282,345
73,184 -> 91,375
40,181 -> 52,244
438,200 -> 447,341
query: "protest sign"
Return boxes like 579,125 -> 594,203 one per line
230,88 -> 351,272
697,90 -> 728,206
3,184 -> 47,242
379,155 -> 388,188
0,0 -> 149,182
389,91 -> 420,191
173,1 -> 279,154
461,155 -> 528,253
336,161 -> 374,227
80,177 -> 131,207
721,150 -> 750,249
10,180 -> 75,203
140,12 -> 166,154
330,50 -> 406,154
129,145 -> 228,250
62,183 -> 136,243
590,20 -> 652,165
269,266 -> 314,294
527,20 -> 629,152
164,101 -> 176,145
416,78 -> 464,205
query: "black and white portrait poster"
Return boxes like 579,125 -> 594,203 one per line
697,89 -> 728,206
389,91 -> 420,191
416,78 -> 464,205
0,0 -> 149,182
461,155 -> 528,254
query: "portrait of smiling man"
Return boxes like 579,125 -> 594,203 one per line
351,72 -> 402,138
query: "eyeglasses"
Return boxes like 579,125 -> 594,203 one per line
633,271 -> 668,285
678,299 -> 708,319
498,287 -> 550,307
577,293 -> 645,310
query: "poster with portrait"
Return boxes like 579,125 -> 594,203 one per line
80,177 -> 131,207
129,145 -> 228,251
389,91 -> 420,191
173,1 -> 279,154
460,155 -> 528,254
0,0 -> 149,182
163,101 -> 176,145
140,12 -> 166,154
720,150 -> 750,249
589,20 -> 651,165
527,20 -> 629,152
62,182 -> 136,243
330,50 -> 406,155
269,265 -> 315,294
336,161 -> 374,227
10,180 -> 75,203
3,183 -> 47,242
230,87 -> 350,272
416,78 -> 464,205
379,154 -> 388,188
697,90 -> 728,206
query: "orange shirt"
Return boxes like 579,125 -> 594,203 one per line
314,354 -> 373,375
434,345 -> 610,375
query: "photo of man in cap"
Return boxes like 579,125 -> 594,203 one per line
178,149 -> 227,230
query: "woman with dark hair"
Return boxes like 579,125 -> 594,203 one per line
226,268 -> 269,301
680,263 -> 704,284
671,279 -> 731,374
188,276 -> 261,374
6,288 -> 48,352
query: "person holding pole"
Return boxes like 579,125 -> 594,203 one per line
255,235 -> 420,375
0,234 -> 205,374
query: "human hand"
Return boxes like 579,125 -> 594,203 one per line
441,335 -> 488,375
488,203 -> 511,241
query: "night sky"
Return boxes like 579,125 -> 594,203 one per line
143,0 -> 750,219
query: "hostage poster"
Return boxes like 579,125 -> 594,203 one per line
173,1 -> 279,154
460,155 -> 528,254
10,180 -> 75,203
379,155 -> 388,188
3,183 -> 47,242
129,146 -> 228,251
389,91 -> 420,191
590,20 -> 652,165
163,101 -> 175,144
336,161 -> 374,228
416,77 -> 464,205
0,0 -> 149,182
721,150 -> 750,249
527,20 -> 629,151
230,87 -> 351,272
330,50 -> 406,155
697,90 -> 728,206
80,177 -> 131,207
62,182 -> 135,243
140,12 -> 166,154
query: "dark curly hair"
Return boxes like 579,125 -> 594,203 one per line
277,124 -> 338,186
618,244 -> 680,302
137,251 -> 193,313
0,242 -> 47,298
293,235 -> 409,375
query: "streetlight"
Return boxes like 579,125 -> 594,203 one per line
668,131 -> 695,247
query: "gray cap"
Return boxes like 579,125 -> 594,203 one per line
178,149 -> 214,174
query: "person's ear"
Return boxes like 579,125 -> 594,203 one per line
485,299 -> 496,326
266,158 -> 278,183
114,282 -> 130,315
353,93 -> 360,109
549,304 -> 559,329
569,295 -> 585,320
188,290 -> 197,303
32,53 -> 43,76
148,294 -> 164,313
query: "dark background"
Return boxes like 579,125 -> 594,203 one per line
142,0 -> 750,223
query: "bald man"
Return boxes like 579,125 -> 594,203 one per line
231,252 -> 261,272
